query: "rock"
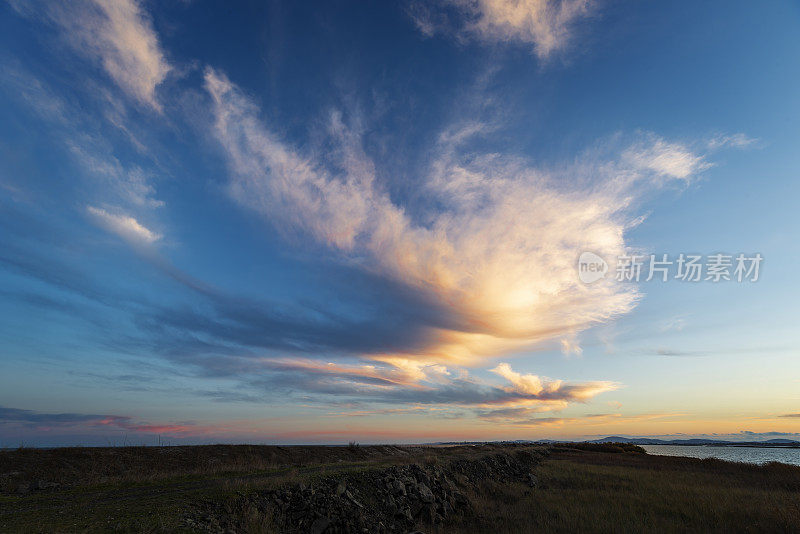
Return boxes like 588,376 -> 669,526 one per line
185,446 -> 549,533
442,476 -> 455,492
526,473 -> 538,488
309,517 -> 330,534
397,506 -> 413,522
417,483 -> 434,503
418,503 -> 437,523
440,500 -> 452,517
17,482 -> 30,494
345,490 -> 364,508
391,479 -> 406,496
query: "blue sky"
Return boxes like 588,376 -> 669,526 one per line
0,0 -> 799,446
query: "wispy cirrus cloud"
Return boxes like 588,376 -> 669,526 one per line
478,410 -> 686,427
243,357 -> 616,415
707,133 -> 758,150
69,142 -> 164,208
256,358 -> 449,389
0,64 -> 165,211
10,0 -> 171,110
87,206 -> 161,245
0,405 -> 196,435
622,136 -> 709,181
82,0 -> 171,109
409,0 -> 597,59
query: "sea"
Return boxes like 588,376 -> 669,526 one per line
641,444 -> 800,466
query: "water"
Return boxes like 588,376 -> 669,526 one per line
641,444 -> 800,466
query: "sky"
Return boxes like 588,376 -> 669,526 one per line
0,0 -> 799,447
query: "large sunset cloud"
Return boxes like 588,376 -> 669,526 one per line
204,67 -> 708,374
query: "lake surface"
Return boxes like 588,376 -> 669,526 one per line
642,444 -> 800,466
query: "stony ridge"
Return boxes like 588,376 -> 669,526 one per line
187,446 -> 548,533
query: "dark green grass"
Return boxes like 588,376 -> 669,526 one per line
3,444 -> 799,533
442,448 -> 800,533
0,443 -> 516,532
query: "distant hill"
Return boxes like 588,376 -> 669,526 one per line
587,436 -> 800,447
427,437 -> 800,448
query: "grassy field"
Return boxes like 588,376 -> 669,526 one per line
1,443 -> 799,532
447,447 -> 800,533
0,444 -> 420,532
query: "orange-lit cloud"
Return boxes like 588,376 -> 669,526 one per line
205,68 -> 716,374
206,70 -> 734,383
410,0 -> 597,59
491,362 -> 617,402
252,357 -> 616,416
256,357 -> 434,389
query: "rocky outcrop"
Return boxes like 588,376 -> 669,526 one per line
187,447 -> 548,533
